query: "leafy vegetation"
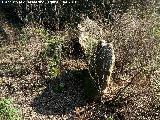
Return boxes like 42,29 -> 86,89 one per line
43,34 -> 64,78
0,98 -> 21,120
107,115 -> 113,120
53,83 -> 65,93
153,25 -> 160,38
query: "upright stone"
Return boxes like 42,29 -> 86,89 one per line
89,40 -> 115,97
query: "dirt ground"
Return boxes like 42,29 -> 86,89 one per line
0,41 -> 160,120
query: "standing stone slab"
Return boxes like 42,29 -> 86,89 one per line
89,40 -> 115,98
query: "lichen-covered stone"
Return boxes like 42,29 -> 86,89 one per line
89,40 -> 115,96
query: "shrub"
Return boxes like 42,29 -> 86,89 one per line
34,28 -> 64,78
54,83 -> 65,93
48,59 -> 61,78
45,36 -> 64,78
0,98 -> 21,120
106,7 -> 160,80
107,115 -> 113,120
18,30 -> 29,45
78,17 -> 103,59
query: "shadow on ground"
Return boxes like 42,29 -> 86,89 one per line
31,70 -> 88,115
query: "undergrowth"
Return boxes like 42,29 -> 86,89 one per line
0,98 -> 21,120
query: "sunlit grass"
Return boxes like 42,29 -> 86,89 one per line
0,98 -> 21,120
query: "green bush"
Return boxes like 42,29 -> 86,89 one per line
0,98 -> 21,120
107,116 -> 113,120
152,24 -> 160,38
54,83 -> 65,93
48,59 -> 61,78
19,32 -> 29,45
46,36 -> 63,78
37,29 -> 64,78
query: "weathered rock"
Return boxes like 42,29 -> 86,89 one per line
89,40 -> 115,97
